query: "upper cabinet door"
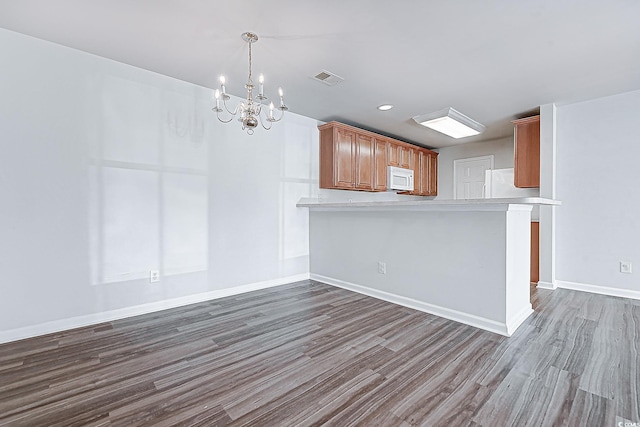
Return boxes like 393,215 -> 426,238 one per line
427,152 -> 438,196
355,133 -> 374,190
408,149 -> 422,195
399,146 -> 412,168
374,139 -> 388,191
387,142 -> 400,167
513,115 -> 540,188
418,151 -> 428,195
334,127 -> 356,188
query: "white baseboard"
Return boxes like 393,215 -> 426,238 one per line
310,274 -> 517,337
505,305 -> 534,336
537,280 -> 557,290
0,273 -> 310,345
556,280 -> 640,300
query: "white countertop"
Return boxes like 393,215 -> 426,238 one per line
297,197 -> 560,212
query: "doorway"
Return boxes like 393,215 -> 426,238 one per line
453,155 -> 494,199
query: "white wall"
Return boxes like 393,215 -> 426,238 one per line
435,136 -> 515,200
555,89 -> 640,297
308,205 -> 533,336
0,28 -> 318,341
538,103 -> 557,289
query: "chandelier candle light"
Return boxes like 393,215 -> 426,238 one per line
213,32 -> 288,134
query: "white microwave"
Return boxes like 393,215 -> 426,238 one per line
387,166 -> 414,191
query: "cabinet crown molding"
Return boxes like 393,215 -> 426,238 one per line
318,121 -> 437,154
512,115 -> 540,125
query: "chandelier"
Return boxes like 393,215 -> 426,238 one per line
212,32 -> 288,134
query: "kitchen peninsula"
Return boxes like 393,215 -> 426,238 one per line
297,197 -> 560,336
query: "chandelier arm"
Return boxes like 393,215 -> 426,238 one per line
214,110 -> 235,123
256,102 -> 286,125
221,97 -> 239,116
259,115 -> 273,131
271,108 -> 287,123
257,105 -> 272,121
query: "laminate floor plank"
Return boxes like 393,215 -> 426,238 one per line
416,379 -> 493,427
579,296 -> 626,401
616,302 -> 640,420
331,329 -> 483,426
565,388 -> 615,427
229,362 -> 386,426
1,280 -> 638,426
221,333 -> 383,420
394,330 -> 498,411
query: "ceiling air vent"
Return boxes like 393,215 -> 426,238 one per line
312,70 -> 344,86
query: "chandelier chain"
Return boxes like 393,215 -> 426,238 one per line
247,38 -> 252,85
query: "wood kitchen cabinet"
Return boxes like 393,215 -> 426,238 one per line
354,133 -> 374,190
513,115 -> 540,188
399,145 -> 412,168
414,150 -> 426,195
374,138 -> 388,191
531,221 -> 540,282
320,123 -> 379,191
427,151 -> 438,195
405,149 -> 438,196
319,126 -> 356,189
387,142 -> 412,168
319,121 -> 438,195
387,142 -> 399,167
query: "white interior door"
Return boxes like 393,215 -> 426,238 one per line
453,155 -> 494,199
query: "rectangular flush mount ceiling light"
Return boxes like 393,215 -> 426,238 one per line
412,107 -> 486,139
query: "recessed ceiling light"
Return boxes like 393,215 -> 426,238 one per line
412,107 -> 485,139
377,104 -> 394,111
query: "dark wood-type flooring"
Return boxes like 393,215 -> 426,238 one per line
0,280 -> 639,426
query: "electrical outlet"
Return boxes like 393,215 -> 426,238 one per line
377,261 -> 387,275
620,261 -> 632,274
149,270 -> 160,283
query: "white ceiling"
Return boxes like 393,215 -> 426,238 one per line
1,0 -> 639,148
